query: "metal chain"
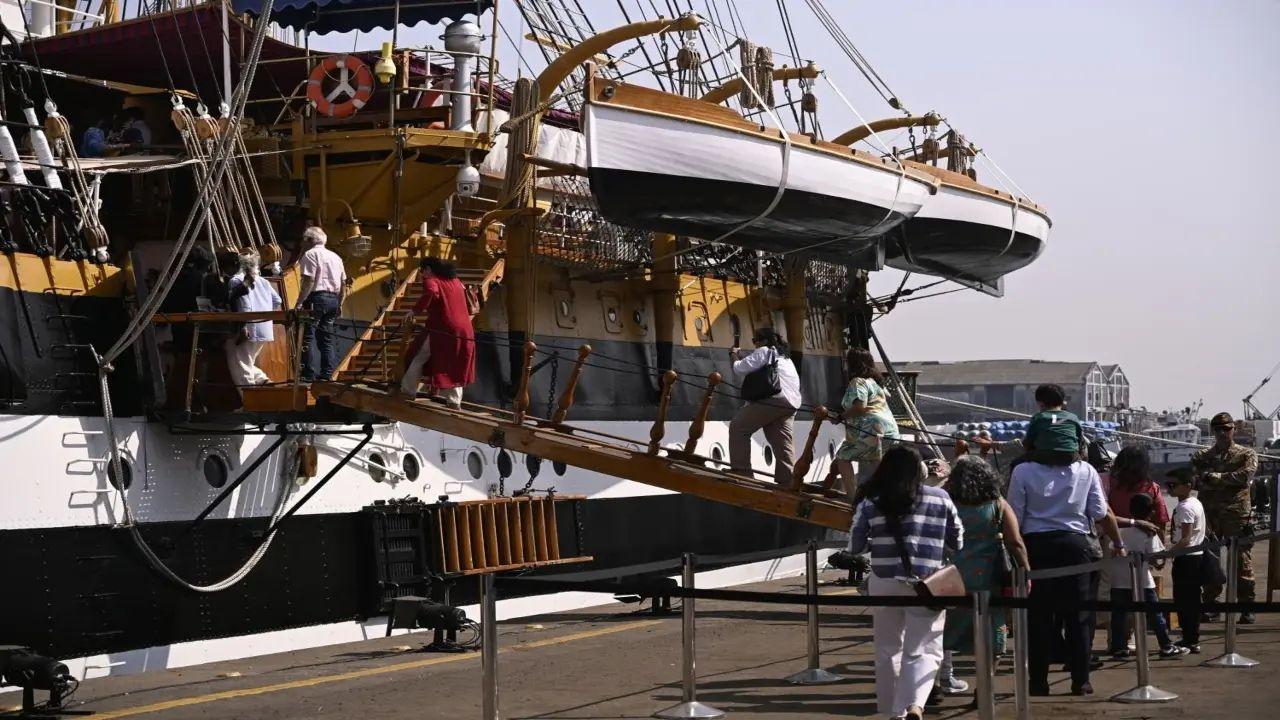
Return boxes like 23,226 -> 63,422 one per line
514,355 -> 559,497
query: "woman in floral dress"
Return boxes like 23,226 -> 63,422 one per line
833,348 -> 900,499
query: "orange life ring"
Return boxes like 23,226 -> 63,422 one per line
307,55 -> 375,119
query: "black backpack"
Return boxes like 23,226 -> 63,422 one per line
740,348 -> 782,402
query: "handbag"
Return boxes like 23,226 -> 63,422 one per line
992,501 -> 1014,589
891,520 -> 966,609
1200,537 -> 1228,587
740,349 -> 782,402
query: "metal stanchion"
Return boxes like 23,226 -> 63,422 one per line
785,540 -> 846,685
481,573 -> 499,719
1113,554 -> 1177,703
655,553 -> 725,719
1205,537 -> 1259,668
1011,567 -> 1031,720
972,590 -> 996,720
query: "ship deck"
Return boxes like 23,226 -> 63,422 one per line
12,545 -> 1277,720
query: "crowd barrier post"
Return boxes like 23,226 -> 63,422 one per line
1011,567 -> 1031,720
785,540 -> 846,685
1205,536 -> 1259,668
654,553 -> 725,720
1113,554 -> 1177,703
481,573 -> 499,720
971,590 -> 996,720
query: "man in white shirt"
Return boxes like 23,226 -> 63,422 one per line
225,251 -> 282,392
728,327 -> 801,485
296,227 -> 348,381
1165,468 -> 1208,652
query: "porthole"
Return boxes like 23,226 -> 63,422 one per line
558,299 -> 571,317
402,452 -> 421,482
633,309 -> 644,326
763,445 -> 774,466
496,449 -> 513,479
202,453 -> 229,489
553,460 -> 567,476
606,308 -> 618,324
106,456 -> 133,490
465,449 -> 485,480
710,444 -> 725,464
368,451 -> 388,483
693,316 -> 705,332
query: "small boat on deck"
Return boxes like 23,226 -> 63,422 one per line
584,78 -> 938,265
885,163 -> 1051,285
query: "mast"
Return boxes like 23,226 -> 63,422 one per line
222,0 -> 232,107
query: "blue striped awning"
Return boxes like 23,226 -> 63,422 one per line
233,0 -> 492,34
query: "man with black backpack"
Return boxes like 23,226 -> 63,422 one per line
728,328 -> 801,485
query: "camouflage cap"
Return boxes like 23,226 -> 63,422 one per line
1210,412 -> 1234,428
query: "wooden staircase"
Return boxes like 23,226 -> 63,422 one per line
334,259 -> 505,387
313,341 -> 854,531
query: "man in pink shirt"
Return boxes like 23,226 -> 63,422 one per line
296,227 -> 347,381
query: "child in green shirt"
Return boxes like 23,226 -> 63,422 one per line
1024,384 -> 1086,466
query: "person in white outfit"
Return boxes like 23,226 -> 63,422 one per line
728,327 -> 801,485
848,445 -> 963,720
225,250 -> 282,392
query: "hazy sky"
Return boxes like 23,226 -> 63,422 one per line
314,0 -> 1280,417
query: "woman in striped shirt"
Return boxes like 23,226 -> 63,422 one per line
849,446 -> 964,720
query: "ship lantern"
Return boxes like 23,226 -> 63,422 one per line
343,220 -> 373,258
374,42 -> 396,85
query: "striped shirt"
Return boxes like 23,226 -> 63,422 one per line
848,484 -> 963,579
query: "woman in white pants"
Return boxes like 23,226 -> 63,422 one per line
848,446 -> 963,720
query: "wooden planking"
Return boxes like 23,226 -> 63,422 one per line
509,502 -> 526,564
442,507 -> 460,574
495,502 -> 512,566
542,498 -> 561,561
483,503 -> 501,567
313,382 -> 854,531
457,506 -> 473,573
468,504 -> 486,570
521,500 -> 538,561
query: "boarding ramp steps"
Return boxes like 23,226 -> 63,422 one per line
334,259 -> 505,386
313,342 -> 852,531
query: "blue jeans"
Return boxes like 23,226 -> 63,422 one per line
301,291 -> 340,380
1109,587 -> 1171,651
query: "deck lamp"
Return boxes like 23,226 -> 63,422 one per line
375,42 -> 396,85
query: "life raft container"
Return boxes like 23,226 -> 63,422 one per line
307,55 -> 375,119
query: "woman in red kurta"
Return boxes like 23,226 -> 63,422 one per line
399,259 -> 475,407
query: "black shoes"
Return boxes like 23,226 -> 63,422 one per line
1239,612 -> 1256,625
1201,612 -> 1220,622
1070,682 -> 1094,696
1029,683 -> 1051,697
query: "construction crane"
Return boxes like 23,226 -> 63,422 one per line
1242,359 -> 1280,420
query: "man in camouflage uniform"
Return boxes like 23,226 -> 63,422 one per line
1191,412 -> 1259,624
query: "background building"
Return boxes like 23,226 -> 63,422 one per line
898,359 -> 1131,425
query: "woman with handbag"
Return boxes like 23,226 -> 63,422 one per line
728,328 -> 801,485
832,347 -> 901,499
941,456 -> 1030,694
848,446 -> 964,720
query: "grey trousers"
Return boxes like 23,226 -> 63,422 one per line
729,401 -> 796,485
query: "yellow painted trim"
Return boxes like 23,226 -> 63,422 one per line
90,620 -> 662,719
0,253 -> 123,297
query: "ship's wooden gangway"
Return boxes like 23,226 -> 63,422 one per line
313,340 -> 853,531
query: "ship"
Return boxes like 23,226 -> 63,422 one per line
0,0 -> 1051,687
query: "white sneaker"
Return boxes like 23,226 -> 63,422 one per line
938,676 -> 970,694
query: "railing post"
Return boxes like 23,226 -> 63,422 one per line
790,406 -> 828,490
1012,566 -> 1031,720
648,370 -> 678,455
1113,554 -> 1177,702
973,590 -> 996,720
512,341 -> 536,424
683,372 -> 721,456
550,344 -> 591,425
654,553 -> 724,719
1205,536 -> 1259,668
785,540 -> 845,684
481,573 -> 499,719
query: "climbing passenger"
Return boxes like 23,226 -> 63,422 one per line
832,347 -> 900,498
398,258 -> 475,408
296,226 -> 347,382
225,250 -> 282,390
728,327 -> 800,485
